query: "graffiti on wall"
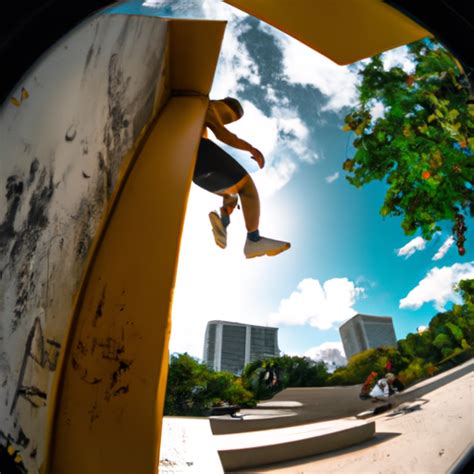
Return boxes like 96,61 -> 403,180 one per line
0,13 -> 168,472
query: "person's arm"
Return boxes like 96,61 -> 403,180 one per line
207,110 -> 265,169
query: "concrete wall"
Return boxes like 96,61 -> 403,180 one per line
0,13 -> 169,472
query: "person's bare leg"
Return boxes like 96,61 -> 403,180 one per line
214,175 -> 289,258
219,193 -> 239,220
217,175 -> 259,232
237,176 -> 260,232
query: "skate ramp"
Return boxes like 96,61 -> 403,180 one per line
211,360 -> 473,435
215,418 -> 375,471
211,385 -> 372,435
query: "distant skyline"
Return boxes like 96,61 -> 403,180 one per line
113,1 -> 474,367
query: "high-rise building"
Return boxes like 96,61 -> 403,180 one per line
339,313 -> 397,360
203,320 -> 280,374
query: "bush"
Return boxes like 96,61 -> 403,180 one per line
435,347 -> 473,373
164,353 -> 256,416
397,358 -> 434,386
327,347 -> 408,386
241,355 -> 329,400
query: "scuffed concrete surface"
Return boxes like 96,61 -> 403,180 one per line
158,363 -> 472,474
160,417 -> 223,473
0,13 -> 167,472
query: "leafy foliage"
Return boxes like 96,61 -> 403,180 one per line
342,40 -> 473,255
397,358 -> 437,385
327,347 -> 409,386
241,355 -> 329,400
164,353 -> 255,416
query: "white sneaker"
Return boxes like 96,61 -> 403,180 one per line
209,211 -> 227,249
244,236 -> 290,259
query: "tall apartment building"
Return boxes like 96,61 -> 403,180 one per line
203,320 -> 280,374
339,313 -> 397,360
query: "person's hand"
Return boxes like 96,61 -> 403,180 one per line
250,147 -> 265,169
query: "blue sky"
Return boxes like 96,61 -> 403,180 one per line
109,0 -> 474,366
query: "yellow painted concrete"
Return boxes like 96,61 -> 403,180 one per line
47,18 -> 225,474
224,0 -> 430,65
42,47 -> 171,474
170,19 -> 228,94
49,95 -> 208,474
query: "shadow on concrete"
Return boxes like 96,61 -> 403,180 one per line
384,398 -> 430,418
230,432 -> 402,473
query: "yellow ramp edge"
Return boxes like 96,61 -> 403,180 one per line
224,0 -> 430,65
50,95 -> 208,474
170,19 -> 228,94
48,19 -> 226,474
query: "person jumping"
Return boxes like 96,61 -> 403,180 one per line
193,97 -> 290,259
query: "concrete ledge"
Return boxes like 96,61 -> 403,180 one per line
210,409 -> 297,435
256,401 -> 303,409
214,418 -> 375,471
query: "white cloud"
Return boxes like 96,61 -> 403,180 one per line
417,326 -> 428,335
268,32 -> 359,112
271,106 -> 318,165
265,85 -> 287,105
210,25 -> 260,98
382,46 -> 416,74
304,342 -> 347,372
399,262 -> 474,311
225,101 -> 278,157
253,157 -> 297,197
432,236 -> 455,261
224,101 -> 317,197
202,0 -> 248,19
325,172 -> 339,184
396,236 -> 426,258
198,10 -> 317,197
268,277 -> 364,330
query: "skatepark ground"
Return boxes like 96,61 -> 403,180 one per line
235,368 -> 472,473
159,360 -> 472,473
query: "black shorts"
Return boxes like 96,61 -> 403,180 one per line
193,138 -> 248,193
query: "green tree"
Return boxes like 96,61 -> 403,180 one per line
327,347 -> 408,386
457,278 -> 474,343
242,355 -> 328,400
398,330 -> 434,362
398,357 -> 436,385
328,280 -> 473,387
164,353 -> 255,416
342,39 -> 473,255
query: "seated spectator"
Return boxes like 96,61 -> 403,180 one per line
369,376 -> 390,401
386,372 -> 405,394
